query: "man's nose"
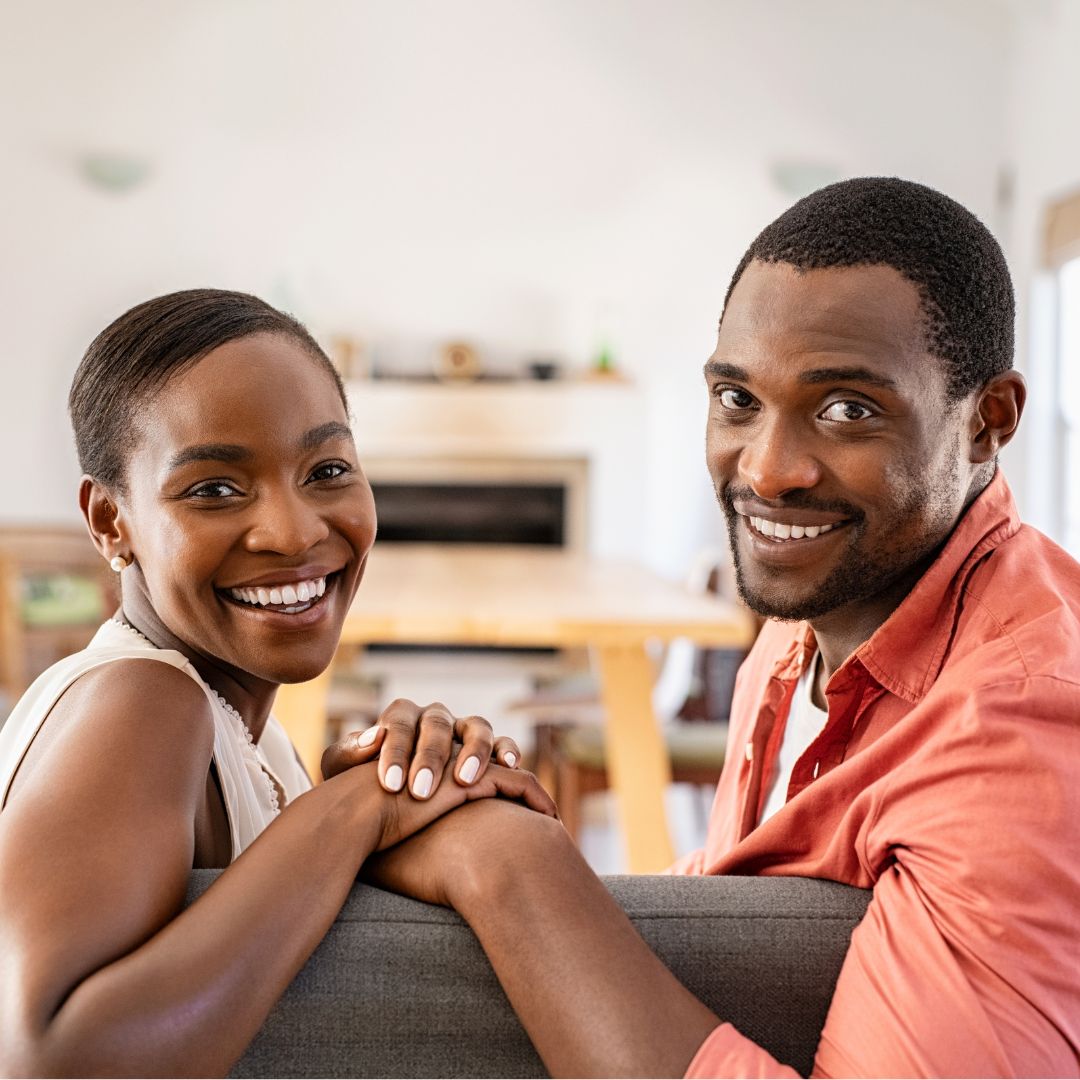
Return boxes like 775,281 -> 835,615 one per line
245,487 -> 330,555
738,418 -> 822,500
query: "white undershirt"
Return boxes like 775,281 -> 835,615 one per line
758,653 -> 829,825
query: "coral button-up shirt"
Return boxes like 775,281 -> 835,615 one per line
674,471 -> 1080,1078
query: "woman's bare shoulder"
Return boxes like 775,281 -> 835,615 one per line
6,655 -> 216,808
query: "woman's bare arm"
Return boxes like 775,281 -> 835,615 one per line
0,661 -> 554,1077
364,800 -> 721,1080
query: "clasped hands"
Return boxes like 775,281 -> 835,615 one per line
320,698 -> 564,906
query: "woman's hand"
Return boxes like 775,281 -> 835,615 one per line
320,698 -> 521,797
342,753 -> 556,856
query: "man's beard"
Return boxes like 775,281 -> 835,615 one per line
719,473 -> 958,623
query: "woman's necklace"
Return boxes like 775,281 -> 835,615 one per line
107,618 -> 281,813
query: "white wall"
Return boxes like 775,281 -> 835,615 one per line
0,0 -> 1014,576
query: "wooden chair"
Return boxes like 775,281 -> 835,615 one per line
533,718 -> 729,841
520,549 -> 755,842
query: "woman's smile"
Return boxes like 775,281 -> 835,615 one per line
219,568 -> 341,625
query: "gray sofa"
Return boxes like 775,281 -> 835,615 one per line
187,870 -> 870,1079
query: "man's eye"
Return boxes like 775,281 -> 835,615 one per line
309,462 -> 352,483
189,481 -> 241,498
717,388 -> 755,410
820,400 -> 874,423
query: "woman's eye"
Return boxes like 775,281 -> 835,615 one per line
189,481 -> 241,498
820,400 -> 874,423
716,387 -> 755,410
308,462 -> 352,483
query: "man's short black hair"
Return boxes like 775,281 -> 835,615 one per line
722,177 -> 1015,399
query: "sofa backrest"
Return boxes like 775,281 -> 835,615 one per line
187,870 -> 871,1078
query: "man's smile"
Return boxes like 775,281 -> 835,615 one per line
745,516 -> 838,542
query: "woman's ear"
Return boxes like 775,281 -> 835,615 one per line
970,371 -> 1027,465
79,476 -> 132,566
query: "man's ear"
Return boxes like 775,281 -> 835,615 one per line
969,371 -> 1027,465
79,476 -> 133,565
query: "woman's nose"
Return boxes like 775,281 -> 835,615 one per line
245,487 -> 330,555
738,419 -> 822,500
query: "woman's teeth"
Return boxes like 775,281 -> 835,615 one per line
228,576 -> 327,611
748,516 -> 836,542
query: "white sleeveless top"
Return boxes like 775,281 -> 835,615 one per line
0,619 -> 312,859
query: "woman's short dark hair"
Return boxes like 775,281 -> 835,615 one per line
721,177 -> 1015,399
69,288 -> 347,492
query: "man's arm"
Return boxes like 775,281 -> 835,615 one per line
366,801 -> 768,1079
369,671 -> 1080,1080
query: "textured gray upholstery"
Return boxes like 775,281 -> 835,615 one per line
186,870 -> 870,1079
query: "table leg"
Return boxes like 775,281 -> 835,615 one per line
594,642 -> 675,873
273,669 -> 333,784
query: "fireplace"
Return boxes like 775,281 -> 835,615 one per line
361,456 -> 588,553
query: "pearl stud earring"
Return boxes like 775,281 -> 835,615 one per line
109,555 -> 130,573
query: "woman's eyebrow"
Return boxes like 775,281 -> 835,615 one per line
300,421 -> 353,450
167,443 -> 251,471
166,423 -> 353,472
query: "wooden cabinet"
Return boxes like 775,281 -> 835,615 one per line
0,527 -> 118,709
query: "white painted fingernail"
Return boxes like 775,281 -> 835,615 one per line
384,764 -> 404,792
459,755 -> 480,783
357,725 -> 379,747
412,767 -> 433,798
504,752 -> 517,768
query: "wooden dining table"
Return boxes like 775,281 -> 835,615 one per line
274,545 -> 755,873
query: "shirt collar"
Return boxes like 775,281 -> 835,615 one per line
855,469 -> 1020,702
766,470 -> 1021,702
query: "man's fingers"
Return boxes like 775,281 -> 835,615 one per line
319,725 -> 384,780
408,703 -> 457,799
454,714 -> 495,785
376,698 -> 423,792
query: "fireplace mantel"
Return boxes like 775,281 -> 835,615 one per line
346,379 -> 648,560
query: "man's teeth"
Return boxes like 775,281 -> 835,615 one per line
228,576 -> 327,608
748,516 -> 835,541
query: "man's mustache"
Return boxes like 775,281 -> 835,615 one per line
717,484 -> 866,524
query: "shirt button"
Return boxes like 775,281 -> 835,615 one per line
812,761 -> 821,779
745,743 -> 754,762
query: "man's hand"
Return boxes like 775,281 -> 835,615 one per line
320,698 -> 521,797
362,796 -> 566,908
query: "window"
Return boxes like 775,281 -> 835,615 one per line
1041,189 -> 1080,554
1058,256 -> 1080,554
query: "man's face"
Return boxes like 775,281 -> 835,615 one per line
705,260 -> 977,624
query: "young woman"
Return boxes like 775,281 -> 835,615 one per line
0,289 -> 557,1076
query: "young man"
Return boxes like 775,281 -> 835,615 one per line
372,178 -> 1080,1077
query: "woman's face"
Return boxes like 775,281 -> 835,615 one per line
117,332 -> 376,686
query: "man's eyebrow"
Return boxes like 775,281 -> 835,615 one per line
704,360 -> 750,380
300,421 -> 354,451
167,444 -> 252,471
799,366 -> 899,391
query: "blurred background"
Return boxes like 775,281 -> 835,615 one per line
2,0 -> 1078,869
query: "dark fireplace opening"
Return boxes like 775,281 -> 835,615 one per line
370,482 -> 567,546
